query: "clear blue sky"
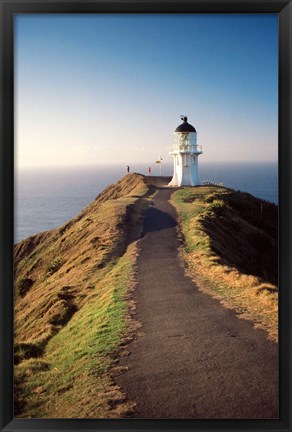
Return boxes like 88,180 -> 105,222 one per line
14,13 -> 278,167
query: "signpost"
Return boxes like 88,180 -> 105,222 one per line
156,156 -> 163,176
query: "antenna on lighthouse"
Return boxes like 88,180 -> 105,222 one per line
180,115 -> 188,122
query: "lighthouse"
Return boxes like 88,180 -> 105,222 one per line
168,116 -> 203,187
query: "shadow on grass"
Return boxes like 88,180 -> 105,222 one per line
200,190 -> 278,285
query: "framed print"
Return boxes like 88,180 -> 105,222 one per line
0,0 -> 291,431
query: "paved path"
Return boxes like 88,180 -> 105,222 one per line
116,186 -> 278,419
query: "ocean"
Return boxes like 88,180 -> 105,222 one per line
15,162 -> 278,243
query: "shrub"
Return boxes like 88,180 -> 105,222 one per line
206,199 -> 227,216
15,278 -> 33,298
46,258 -> 63,276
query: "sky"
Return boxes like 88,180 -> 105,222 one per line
14,14 -> 278,168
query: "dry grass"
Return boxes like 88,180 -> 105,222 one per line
15,243 -> 138,418
172,186 -> 278,342
15,177 -> 279,417
14,173 -> 151,418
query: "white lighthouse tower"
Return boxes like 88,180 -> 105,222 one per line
168,116 -> 203,187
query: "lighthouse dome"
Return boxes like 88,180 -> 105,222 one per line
175,116 -> 196,133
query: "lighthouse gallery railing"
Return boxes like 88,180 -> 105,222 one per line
169,144 -> 203,153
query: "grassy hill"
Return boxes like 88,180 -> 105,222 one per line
172,186 -> 278,342
14,177 -> 278,418
14,173 -> 153,418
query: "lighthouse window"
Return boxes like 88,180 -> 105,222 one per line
177,157 -> 179,165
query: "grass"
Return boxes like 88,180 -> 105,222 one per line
172,186 -> 278,342
15,244 -> 137,418
45,258 -> 63,276
15,176 -> 278,417
14,173 -> 150,418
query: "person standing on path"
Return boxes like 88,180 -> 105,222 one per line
148,166 -> 151,176
127,165 -> 130,174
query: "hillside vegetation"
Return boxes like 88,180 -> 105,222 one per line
14,173 -> 152,418
172,186 -> 278,341
14,176 -> 278,418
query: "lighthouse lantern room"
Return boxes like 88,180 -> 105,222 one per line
168,116 -> 203,187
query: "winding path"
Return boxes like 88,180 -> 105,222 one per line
116,181 -> 278,419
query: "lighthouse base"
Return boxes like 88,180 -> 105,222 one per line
168,153 -> 201,187
168,176 -> 202,187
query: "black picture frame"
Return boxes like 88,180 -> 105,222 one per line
0,1 -> 291,431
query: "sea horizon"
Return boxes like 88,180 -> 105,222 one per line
15,161 -> 278,243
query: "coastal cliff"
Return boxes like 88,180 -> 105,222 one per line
14,174 -> 278,418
